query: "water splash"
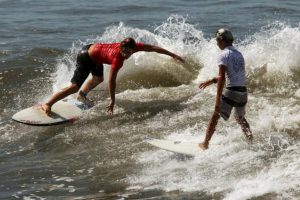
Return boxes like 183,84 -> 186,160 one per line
52,17 -> 300,95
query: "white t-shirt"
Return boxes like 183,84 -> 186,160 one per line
217,46 -> 246,87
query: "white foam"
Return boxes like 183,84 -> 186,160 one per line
224,146 -> 300,200
68,186 -> 76,193
55,177 -> 74,182
295,89 -> 300,98
49,184 -> 65,192
242,22 -> 300,73
129,126 -> 299,198
127,85 -> 299,198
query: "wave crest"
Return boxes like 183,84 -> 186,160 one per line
53,17 -> 300,93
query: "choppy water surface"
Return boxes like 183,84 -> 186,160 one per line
0,0 -> 299,199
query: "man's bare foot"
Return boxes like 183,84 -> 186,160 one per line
199,143 -> 208,151
76,95 -> 94,107
41,104 -> 51,116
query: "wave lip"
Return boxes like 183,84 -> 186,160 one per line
50,16 -> 300,94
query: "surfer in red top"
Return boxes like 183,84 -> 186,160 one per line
42,37 -> 184,115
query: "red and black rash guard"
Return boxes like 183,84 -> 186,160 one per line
89,43 -> 144,71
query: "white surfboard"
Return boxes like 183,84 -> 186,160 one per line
146,138 -> 202,156
12,101 -> 83,126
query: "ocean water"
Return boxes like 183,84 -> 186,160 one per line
0,0 -> 300,199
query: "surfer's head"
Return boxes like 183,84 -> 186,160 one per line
215,28 -> 234,43
121,37 -> 136,58
215,28 -> 234,49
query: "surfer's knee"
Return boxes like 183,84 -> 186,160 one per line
67,84 -> 80,93
235,116 -> 249,130
235,116 -> 249,127
92,76 -> 103,84
235,115 -> 243,124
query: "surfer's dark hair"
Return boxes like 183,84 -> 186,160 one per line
121,37 -> 136,49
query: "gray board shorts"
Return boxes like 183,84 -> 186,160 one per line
220,87 -> 248,120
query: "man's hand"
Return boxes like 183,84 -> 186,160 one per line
106,101 -> 114,115
199,80 -> 212,89
199,77 -> 218,90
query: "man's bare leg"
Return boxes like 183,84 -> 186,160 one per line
199,112 -> 220,150
235,116 -> 253,141
42,84 -> 80,115
76,76 -> 103,106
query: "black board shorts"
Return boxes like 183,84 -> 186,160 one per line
71,44 -> 103,87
